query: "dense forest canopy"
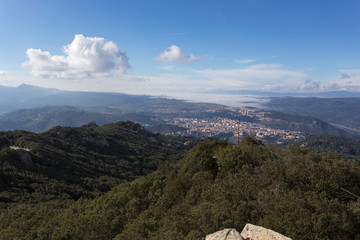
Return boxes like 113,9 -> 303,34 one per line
294,135 -> 360,163
0,121 -> 202,203
0,130 -> 359,239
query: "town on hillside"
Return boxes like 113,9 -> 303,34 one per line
151,106 -> 305,144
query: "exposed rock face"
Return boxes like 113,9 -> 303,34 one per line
205,224 -> 291,240
9,146 -> 33,166
241,224 -> 292,240
206,228 -> 244,240
15,149 -> 33,166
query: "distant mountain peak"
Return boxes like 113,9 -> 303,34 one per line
16,83 -> 43,90
81,121 -> 99,129
16,83 -> 61,92
17,83 -> 33,88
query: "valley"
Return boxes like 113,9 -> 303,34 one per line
0,85 -> 356,145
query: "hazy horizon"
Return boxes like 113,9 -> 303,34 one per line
0,0 -> 359,98
5,83 -> 360,110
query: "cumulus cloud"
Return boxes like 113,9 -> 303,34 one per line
154,45 -> 197,63
299,79 -> 321,91
23,34 -> 130,79
341,73 -> 351,79
325,69 -> 360,91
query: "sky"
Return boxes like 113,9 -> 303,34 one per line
0,0 -> 359,100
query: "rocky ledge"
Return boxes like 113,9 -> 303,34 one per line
206,224 -> 292,240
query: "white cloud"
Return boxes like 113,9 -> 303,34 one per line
340,73 -> 351,79
298,79 -> 321,91
0,70 -> 8,76
154,45 -> 197,63
245,64 -> 282,70
23,34 -> 130,79
339,69 -> 360,75
324,69 -> 360,91
125,76 -> 150,82
157,65 -> 176,72
234,59 -> 255,64
194,64 -> 306,90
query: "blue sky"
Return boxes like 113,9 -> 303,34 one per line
0,0 -> 359,98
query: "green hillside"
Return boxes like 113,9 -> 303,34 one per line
0,121 -> 200,203
294,135 -> 360,162
262,111 -> 350,137
265,97 -> 360,131
1,137 -> 359,239
0,106 -> 155,133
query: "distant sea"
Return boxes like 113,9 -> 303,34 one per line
158,89 -> 360,108
160,92 -> 270,108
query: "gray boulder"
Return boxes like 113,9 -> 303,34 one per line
205,228 -> 244,240
241,223 -> 292,240
15,149 -> 33,166
205,224 -> 292,240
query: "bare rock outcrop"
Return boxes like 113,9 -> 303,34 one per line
9,146 -> 33,166
205,224 -> 291,240
241,224 -> 292,240
205,228 -> 244,240
16,150 -> 33,166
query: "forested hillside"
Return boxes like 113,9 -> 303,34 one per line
0,105 -> 159,133
265,97 -> 360,131
0,121 -> 201,203
1,137 -> 359,239
262,111 -> 350,137
294,135 -> 360,162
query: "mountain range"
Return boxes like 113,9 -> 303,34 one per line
264,97 -> 360,132
0,84 -> 217,116
208,89 -> 360,98
0,84 -> 357,142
